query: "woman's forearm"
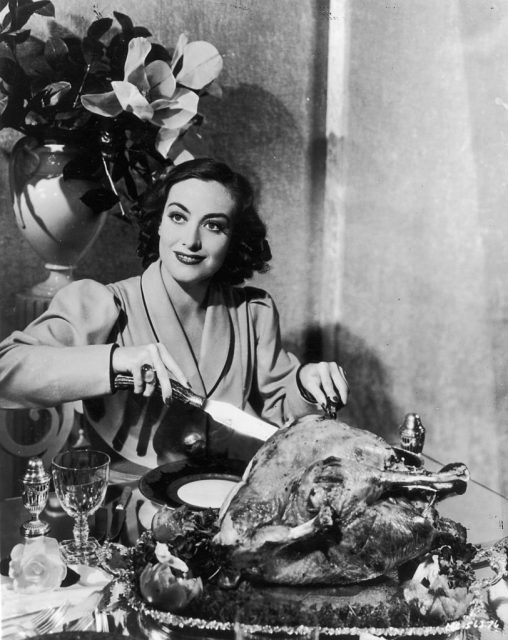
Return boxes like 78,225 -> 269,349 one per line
0,341 -> 114,408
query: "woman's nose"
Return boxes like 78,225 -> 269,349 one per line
183,226 -> 202,251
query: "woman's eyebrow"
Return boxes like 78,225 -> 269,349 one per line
167,202 -> 230,220
167,201 -> 190,212
202,213 -> 230,220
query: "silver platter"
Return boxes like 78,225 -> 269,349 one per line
131,597 -> 497,638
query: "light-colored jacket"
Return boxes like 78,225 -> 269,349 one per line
0,261 -> 317,468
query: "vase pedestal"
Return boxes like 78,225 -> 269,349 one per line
30,264 -> 75,298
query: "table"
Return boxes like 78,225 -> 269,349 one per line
1,468 -> 507,639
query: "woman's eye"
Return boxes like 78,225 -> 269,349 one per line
168,212 -> 186,223
204,220 -> 226,233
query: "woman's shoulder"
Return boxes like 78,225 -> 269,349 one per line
55,274 -> 141,296
52,274 -> 142,312
105,273 -> 142,296
227,284 -> 275,306
224,285 -> 279,324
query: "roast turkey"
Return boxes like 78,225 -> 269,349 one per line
213,415 -> 469,585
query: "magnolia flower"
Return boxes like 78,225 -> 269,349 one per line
81,36 -> 222,158
9,537 -> 67,594
170,33 -> 223,91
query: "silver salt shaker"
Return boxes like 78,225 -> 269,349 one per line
399,413 -> 426,454
21,457 -> 51,537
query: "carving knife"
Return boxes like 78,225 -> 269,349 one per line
113,375 -> 278,442
107,485 -> 132,542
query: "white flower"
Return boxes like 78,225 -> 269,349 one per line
9,537 -> 67,594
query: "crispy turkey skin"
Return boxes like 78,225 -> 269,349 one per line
213,416 -> 469,585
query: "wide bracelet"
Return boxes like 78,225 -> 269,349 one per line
295,364 -> 317,403
109,343 -> 120,393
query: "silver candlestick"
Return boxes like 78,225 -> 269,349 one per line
399,413 -> 426,454
21,457 -> 51,537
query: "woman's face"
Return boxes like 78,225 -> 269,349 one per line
159,178 -> 235,288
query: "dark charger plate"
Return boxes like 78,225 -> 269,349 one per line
138,458 -> 247,509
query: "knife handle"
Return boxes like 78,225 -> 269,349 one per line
115,485 -> 132,511
113,374 -> 206,410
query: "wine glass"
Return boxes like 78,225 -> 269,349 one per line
52,449 -> 110,564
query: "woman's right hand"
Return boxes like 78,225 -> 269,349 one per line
111,343 -> 190,403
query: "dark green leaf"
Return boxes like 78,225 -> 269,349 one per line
1,12 -> 12,31
54,109 -> 79,121
123,162 -> 138,199
34,0 -> 54,17
132,26 -> 151,38
172,54 -> 183,78
62,35 -> 84,61
24,56 -> 53,84
82,35 -> 104,65
0,0 -> 9,13
63,154 -> 100,180
40,80 -> 71,106
1,31 -> 30,47
25,109 -> 47,125
111,154 -> 127,182
0,55 -> 18,83
87,17 -> 113,41
14,27 -> 30,43
12,1 -> 52,30
106,33 -> 128,78
44,36 -> 68,66
146,42 -> 171,64
113,11 -> 133,35
80,187 -> 119,214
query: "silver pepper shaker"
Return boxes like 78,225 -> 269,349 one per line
21,457 -> 51,537
399,413 -> 426,454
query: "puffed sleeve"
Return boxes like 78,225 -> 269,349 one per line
0,279 -> 121,409
248,289 -> 320,426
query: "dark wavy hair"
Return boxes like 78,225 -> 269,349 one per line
136,158 -> 272,285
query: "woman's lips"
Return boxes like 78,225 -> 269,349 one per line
174,252 -> 205,265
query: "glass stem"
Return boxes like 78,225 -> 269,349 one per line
73,513 -> 89,550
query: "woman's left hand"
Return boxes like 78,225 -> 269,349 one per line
298,362 -> 349,414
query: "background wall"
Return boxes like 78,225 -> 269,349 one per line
336,0 -> 507,500
0,0 -> 507,507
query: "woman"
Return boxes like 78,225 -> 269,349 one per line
0,158 -> 348,469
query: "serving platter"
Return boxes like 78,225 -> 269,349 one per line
102,535 -> 504,639
131,593 -> 495,638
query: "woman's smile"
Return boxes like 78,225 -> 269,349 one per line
174,251 -> 205,265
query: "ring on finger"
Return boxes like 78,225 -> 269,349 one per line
141,363 -> 157,384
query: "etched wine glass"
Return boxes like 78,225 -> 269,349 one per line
52,449 -> 110,564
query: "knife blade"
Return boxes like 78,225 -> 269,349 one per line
114,374 -> 278,441
107,485 -> 132,542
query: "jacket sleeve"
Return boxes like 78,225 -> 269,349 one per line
248,289 -> 320,426
0,279 -> 121,409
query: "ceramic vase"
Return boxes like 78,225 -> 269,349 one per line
9,137 -> 108,297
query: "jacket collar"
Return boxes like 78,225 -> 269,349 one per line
140,260 -> 232,397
